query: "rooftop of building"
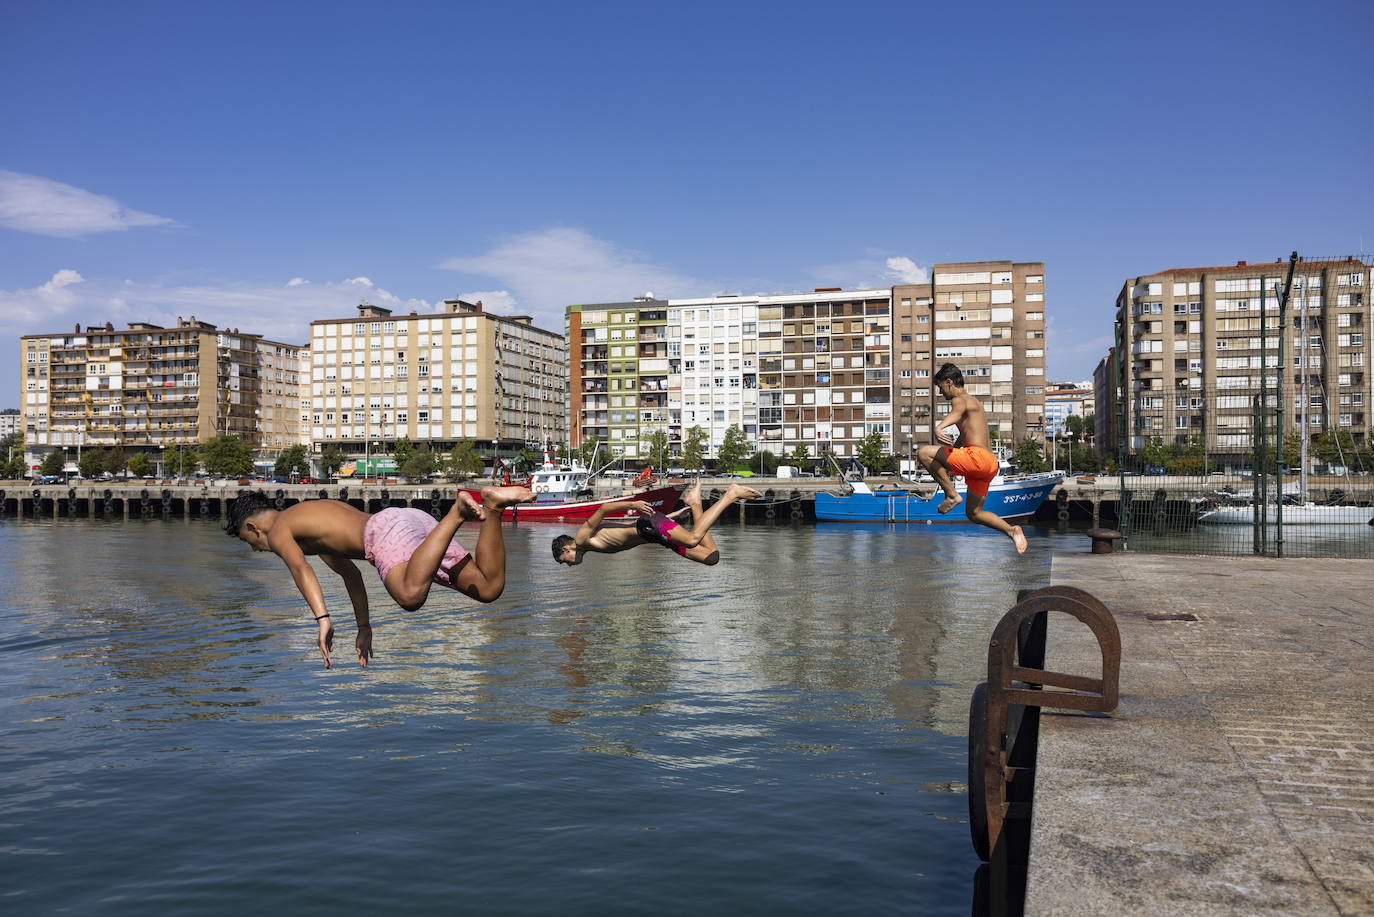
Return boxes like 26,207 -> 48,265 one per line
1140,256 -> 1370,279
311,298 -> 554,335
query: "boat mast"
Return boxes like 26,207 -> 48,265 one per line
1299,274 -> 1309,501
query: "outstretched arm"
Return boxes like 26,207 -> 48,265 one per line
269,526 -> 337,668
574,501 -> 647,545
320,553 -> 372,667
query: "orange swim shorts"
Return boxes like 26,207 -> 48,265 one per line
942,444 -> 999,497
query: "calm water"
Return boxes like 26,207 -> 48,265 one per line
0,514 -> 1074,915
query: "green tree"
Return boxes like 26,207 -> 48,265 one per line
1313,428 -> 1358,466
78,449 -> 104,478
1071,445 -> 1100,472
321,444 -> 345,480
42,451 -> 65,477
642,429 -> 669,470
715,424 -> 749,472
1165,436 -> 1205,476
127,453 -> 153,478
749,449 -> 779,475
163,444 -> 199,477
576,436 -> 600,468
274,444 -> 310,477
1013,436 -> 1048,473
448,440 -> 483,478
554,442 -> 572,463
1139,435 -> 1169,469
391,436 -> 413,471
105,446 -> 127,477
856,430 -> 887,472
681,425 -> 707,472
1064,414 -> 1084,443
1281,431 -> 1303,469
201,435 -> 254,477
818,446 -> 837,475
400,443 -> 437,481
788,443 -> 810,467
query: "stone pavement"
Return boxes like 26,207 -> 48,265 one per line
1024,553 -> 1374,916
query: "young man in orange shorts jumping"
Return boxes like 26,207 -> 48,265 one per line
916,362 -> 1028,554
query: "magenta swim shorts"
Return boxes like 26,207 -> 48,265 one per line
363,507 -> 470,589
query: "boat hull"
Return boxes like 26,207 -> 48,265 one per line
814,474 -> 1062,523
1198,504 -> 1373,525
459,485 -> 684,522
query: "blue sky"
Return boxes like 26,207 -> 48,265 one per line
4,0 -> 1372,401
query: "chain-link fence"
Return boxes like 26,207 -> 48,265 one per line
1103,253 -> 1374,557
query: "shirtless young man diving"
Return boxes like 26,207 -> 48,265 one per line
227,486 -> 534,667
551,480 -> 761,567
916,362 -> 1029,554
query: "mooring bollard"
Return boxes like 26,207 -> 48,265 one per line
1086,528 -> 1122,554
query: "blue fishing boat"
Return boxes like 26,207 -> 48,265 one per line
814,472 -> 1063,523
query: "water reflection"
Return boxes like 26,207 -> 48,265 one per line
0,515 -> 1067,915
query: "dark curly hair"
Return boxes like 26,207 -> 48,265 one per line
225,491 -> 275,536
551,534 -> 575,562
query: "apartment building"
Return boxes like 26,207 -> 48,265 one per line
757,288 -> 894,459
1092,348 -> 1118,449
19,316 -> 304,468
1111,257 -> 1372,457
254,337 -> 309,453
1044,381 -> 1094,439
566,261 -> 1047,463
308,299 -> 567,455
891,261 -> 1047,455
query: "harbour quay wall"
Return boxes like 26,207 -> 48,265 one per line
1023,553 -> 1374,915
0,478 -> 836,523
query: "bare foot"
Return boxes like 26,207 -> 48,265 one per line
452,490 -> 485,521
1011,526 -> 1027,555
727,484 -> 763,500
481,485 -> 536,511
938,493 -> 962,514
685,477 -> 702,504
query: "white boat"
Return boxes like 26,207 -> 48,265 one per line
1198,500 -> 1372,525
526,458 -> 594,503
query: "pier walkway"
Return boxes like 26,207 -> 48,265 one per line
1029,553 -> 1374,915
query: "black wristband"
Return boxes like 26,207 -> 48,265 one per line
314,614 -> 330,621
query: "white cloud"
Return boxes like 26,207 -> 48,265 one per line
805,252 -> 931,289
0,170 -> 177,238
438,227 -> 698,327
286,277 -> 308,287
884,256 -> 929,284
40,269 -> 85,294
0,272 -> 436,384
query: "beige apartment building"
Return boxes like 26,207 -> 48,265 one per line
19,316 -> 306,470
892,261 -> 1047,455
254,337 -> 309,454
566,261 -> 1047,464
308,299 -> 567,455
1111,257 -> 1371,459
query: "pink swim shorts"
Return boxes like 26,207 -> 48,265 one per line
363,507 -> 470,589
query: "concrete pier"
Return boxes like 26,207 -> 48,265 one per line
1028,553 -> 1374,915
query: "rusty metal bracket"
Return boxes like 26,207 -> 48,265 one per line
971,585 -> 1121,914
